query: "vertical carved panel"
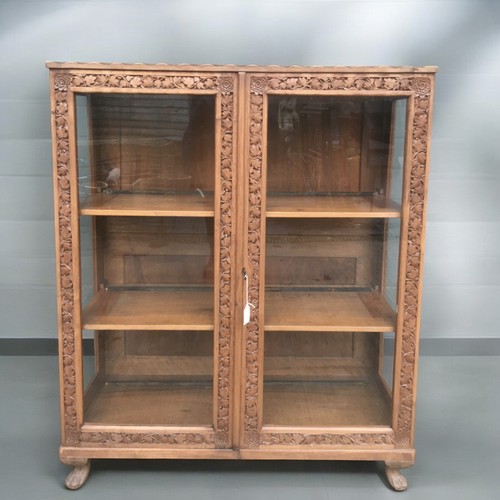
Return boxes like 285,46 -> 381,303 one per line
52,69 -> 235,448
215,76 -> 235,448
53,73 -> 79,445
244,87 -> 265,447
395,78 -> 432,446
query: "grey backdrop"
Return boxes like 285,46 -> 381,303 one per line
1,0 -> 499,345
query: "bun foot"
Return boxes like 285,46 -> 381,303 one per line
385,465 -> 408,491
63,459 -> 91,490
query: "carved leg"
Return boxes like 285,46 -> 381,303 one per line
384,462 -> 408,491
62,458 -> 91,490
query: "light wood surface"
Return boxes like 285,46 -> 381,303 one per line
266,194 -> 401,218
85,381 -> 213,426
100,330 -> 213,381
263,375 -> 391,426
80,193 -> 214,216
82,289 -> 213,330
265,290 -> 396,331
46,61 -> 438,73
59,446 -> 415,461
104,356 -> 213,381
265,360 -> 373,381
48,63 -> 434,489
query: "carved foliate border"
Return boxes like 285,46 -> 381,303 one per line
245,74 -> 433,448
79,431 -> 215,447
215,78 -> 235,448
53,73 -> 79,445
260,433 -> 394,446
244,92 -> 265,448
249,74 -> 430,94
395,80 -> 431,446
52,71 -> 234,447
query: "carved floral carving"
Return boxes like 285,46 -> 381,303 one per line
413,77 -> 432,97
395,91 -> 431,446
264,75 -> 414,92
53,73 -> 78,443
68,73 -> 223,91
244,92 -> 264,447
260,433 -> 394,446
80,432 -> 214,446
54,73 -> 71,91
250,77 -> 267,94
218,76 -> 234,94
215,78 -> 236,447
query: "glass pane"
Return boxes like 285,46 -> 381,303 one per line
76,93 -> 215,216
83,330 -> 213,426
263,331 -> 394,426
263,96 -> 407,428
78,216 -> 215,426
267,96 -> 405,198
75,93 -> 216,428
385,99 -> 407,308
381,333 -> 395,394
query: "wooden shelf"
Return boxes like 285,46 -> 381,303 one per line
266,194 -> 400,218
263,374 -> 391,426
80,193 -> 214,217
85,380 -> 213,426
265,290 -> 396,332
82,289 -> 213,330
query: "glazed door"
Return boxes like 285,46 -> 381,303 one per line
241,73 -> 414,449
54,71 -> 237,448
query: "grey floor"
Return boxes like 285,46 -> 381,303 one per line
1,356 -> 499,499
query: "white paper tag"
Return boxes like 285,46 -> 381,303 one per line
243,268 -> 253,325
243,303 -> 251,325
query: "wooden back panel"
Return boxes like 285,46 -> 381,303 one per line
95,216 -> 214,287
267,97 -> 393,194
265,218 -> 384,289
89,94 -> 216,193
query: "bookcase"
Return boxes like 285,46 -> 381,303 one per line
48,63 -> 436,490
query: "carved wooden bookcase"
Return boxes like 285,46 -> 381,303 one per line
48,63 -> 436,490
